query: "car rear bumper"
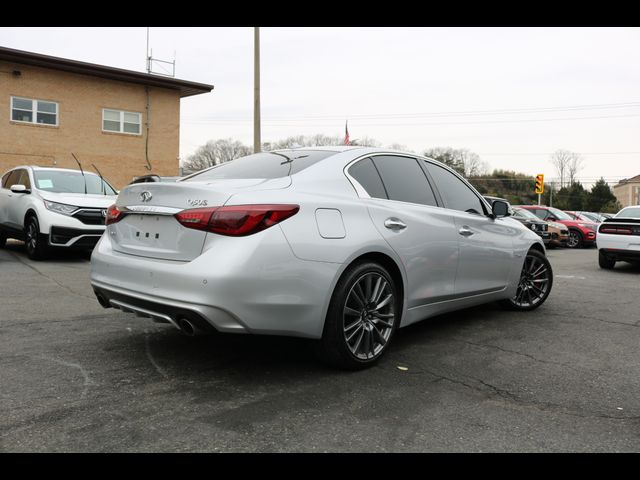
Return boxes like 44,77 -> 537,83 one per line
90,227 -> 341,339
598,233 -> 640,262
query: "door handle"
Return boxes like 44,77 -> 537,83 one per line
384,218 -> 407,230
458,226 -> 474,237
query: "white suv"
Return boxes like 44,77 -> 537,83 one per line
0,166 -> 117,260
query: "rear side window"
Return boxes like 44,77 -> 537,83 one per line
347,158 -> 387,199
371,155 -> 438,206
184,150 -> 335,181
423,161 -> 485,214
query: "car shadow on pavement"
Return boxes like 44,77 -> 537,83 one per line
3,239 -> 91,263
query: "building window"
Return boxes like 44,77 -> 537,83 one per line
11,96 -> 58,126
102,109 -> 141,135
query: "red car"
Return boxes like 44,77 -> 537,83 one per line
517,205 -> 597,248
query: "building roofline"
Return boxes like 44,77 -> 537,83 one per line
0,46 -> 213,98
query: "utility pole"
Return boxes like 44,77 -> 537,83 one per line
253,27 -> 261,153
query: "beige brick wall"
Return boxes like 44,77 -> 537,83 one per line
613,183 -> 640,208
0,60 -> 181,189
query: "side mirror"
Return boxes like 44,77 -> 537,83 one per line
492,200 -> 510,218
10,184 -> 30,194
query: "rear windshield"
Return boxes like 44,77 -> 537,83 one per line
34,170 -> 117,195
184,150 -> 335,181
617,207 -> 640,218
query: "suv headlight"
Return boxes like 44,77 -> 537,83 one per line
578,223 -> 595,230
44,200 -> 79,216
548,222 -> 563,229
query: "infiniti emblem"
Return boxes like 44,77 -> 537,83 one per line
140,191 -> 153,203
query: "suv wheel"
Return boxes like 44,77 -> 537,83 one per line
25,216 -> 49,260
567,229 -> 583,249
598,250 -> 616,270
0,231 -> 6,248
500,249 -> 553,311
315,261 -> 399,370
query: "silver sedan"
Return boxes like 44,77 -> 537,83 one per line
91,147 -> 552,369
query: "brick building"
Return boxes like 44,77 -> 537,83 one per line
0,46 -> 213,189
613,174 -> 640,208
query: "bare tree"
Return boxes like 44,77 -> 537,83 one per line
423,147 -> 488,177
265,134 -> 342,150
567,153 -> 584,185
182,138 -> 252,171
349,136 -> 381,147
549,149 -> 581,188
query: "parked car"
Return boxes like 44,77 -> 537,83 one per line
516,205 -> 597,249
511,206 -> 565,247
597,205 -> 640,269
129,174 -> 182,184
0,166 -> 117,259
485,200 -> 552,246
91,147 -> 553,369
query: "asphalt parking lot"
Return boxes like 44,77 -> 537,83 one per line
1,241 -> 639,452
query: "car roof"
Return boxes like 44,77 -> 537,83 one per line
4,165 -> 100,175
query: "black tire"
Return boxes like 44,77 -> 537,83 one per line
315,261 -> 399,370
0,232 -> 6,248
598,250 -> 616,270
24,215 -> 49,260
499,249 -> 553,311
567,229 -> 583,249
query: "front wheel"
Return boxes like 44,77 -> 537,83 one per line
315,262 -> 399,370
25,216 -> 49,260
500,249 -> 553,311
567,229 -> 583,249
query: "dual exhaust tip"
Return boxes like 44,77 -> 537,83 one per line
94,290 -> 210,336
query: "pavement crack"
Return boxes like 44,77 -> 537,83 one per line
35,355 -> 96,399
454,339 -> 590,374
144,330 -> 170,379
8,251 -> 95,301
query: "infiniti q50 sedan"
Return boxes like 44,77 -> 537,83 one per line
91,147 -> 553,369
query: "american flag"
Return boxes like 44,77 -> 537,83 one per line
343,121 -> 350,145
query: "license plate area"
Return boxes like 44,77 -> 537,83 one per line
111,214 -> 207,261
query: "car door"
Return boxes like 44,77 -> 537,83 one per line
422,160 -> 515,296
7,169 -> 32,228
0,170 -> 20,229
348,155 -> 459,309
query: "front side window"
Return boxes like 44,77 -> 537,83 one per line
423,161 -> 485,214
371,155 -> 438,206
15,169 -> 31,189
11,97 -> 58,125
2,170 -> 20,189
102,109 -> 141,135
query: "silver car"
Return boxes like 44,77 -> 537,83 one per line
91,147 -> 552,369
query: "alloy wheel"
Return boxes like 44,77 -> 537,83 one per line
26,220 -> 38,254
567,231 -> 580,248
512,253 -> 552,308
343,272 -> 395,360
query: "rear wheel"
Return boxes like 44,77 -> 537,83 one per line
598,250 -> 616,270
0,232 -> 6,248
315,261 -> 399,370
500,249 -> 553,311
567,229 -> 583,249
25,216 -> 49,260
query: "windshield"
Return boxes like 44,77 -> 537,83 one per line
547,207 -> 573,221
617,207 -> 640,218
184,150 -> 336,181
34,170 -> 117,195
579,212 -> 601,222
513,208 -> 541,220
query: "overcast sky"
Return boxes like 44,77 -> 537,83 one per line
2,27 -> 639,183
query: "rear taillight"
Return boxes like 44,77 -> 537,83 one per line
174,204 -> 299,236
599,226 -> 633,235
105,204 -> 125,225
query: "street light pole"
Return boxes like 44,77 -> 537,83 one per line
253,27 -> 261,153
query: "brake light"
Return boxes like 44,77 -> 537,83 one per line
599,226 -> 633,235
105,204 -> 125,225
174,204 -> 300,236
